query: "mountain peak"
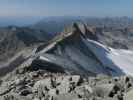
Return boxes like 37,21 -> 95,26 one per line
72,22 -> 98,40
35,22 -> 97,53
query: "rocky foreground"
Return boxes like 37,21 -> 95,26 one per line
0,64 -> 133,100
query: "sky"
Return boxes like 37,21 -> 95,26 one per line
0,0 -> 133,17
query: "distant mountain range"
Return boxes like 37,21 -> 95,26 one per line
1,16 -> 133,33
32,16 -> 133,34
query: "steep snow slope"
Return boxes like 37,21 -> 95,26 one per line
83,38 -> 133,76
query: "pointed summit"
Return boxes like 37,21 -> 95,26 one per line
72,22 -> 98,40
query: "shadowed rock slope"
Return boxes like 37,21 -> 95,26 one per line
0,26 -> 50,61
0,26 -> 51,76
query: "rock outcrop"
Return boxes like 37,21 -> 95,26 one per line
0,68 -> 133,100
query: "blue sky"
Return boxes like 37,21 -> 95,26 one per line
0,0 -> 133,17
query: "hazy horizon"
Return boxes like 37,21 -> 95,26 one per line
0,16 -> 133,27
1,0 -> 133,26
